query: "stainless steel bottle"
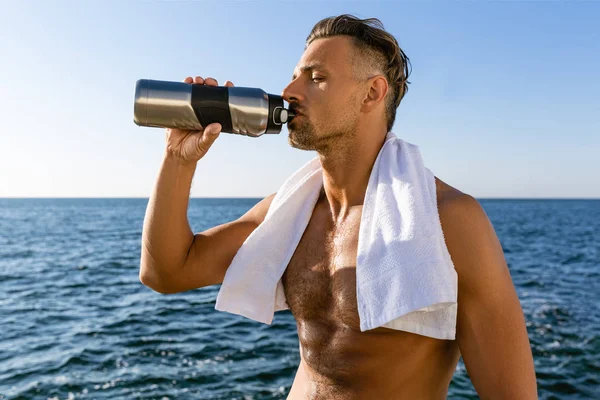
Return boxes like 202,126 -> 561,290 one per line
133,79 -> 295,137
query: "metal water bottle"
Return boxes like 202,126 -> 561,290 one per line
133,79 -> 295,137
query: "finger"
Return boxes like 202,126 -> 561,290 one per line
183,76 -> 193,83
224,80 -> 235,87
194,76 -> 204,84
204,77 -> 218,86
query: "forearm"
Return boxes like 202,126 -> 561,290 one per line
139,153 -> 197,286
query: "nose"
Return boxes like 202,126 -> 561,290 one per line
281,77 -> 304,104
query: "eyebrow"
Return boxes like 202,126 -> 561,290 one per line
291,63 -> 329,80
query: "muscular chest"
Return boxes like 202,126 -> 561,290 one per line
281,205 -> 363,330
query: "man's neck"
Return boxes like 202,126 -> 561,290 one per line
317,125 -> 388,221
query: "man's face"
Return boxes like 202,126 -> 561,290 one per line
282,36 -> 364,151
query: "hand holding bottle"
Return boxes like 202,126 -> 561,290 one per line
164,76 -> 235,164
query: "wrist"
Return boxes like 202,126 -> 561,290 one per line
163,152 -> 198,170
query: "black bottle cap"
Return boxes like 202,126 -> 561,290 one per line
266,95 -> 284,134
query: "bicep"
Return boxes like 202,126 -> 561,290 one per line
166,193 -> 276,292
441,196 -> 537,399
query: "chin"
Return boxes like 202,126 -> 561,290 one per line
288,130 -> 317,151
287,117 -> 322,151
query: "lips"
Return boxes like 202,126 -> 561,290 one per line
289,105 -> 304,117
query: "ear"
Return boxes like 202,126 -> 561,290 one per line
361,75 -> 388,113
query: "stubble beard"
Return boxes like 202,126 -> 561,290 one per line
288,117 -> 358,153
287,117 -> 319,151
288,92 -> 360,151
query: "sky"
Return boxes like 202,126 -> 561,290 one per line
0,1 -> 598,199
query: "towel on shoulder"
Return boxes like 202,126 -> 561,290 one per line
215,131 -> 458,340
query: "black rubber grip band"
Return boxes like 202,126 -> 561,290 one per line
191,85 -> 233,133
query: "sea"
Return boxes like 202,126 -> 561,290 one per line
0,198 -> 598,400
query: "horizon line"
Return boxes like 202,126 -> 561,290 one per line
1,197 -> 599,201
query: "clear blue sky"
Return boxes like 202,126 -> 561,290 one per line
1,1 -> 598,198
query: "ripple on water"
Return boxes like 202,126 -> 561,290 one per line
0,198 -> 599,398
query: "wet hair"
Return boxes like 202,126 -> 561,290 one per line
306,14 -> 412,132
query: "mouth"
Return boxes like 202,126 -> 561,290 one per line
288,105 -> 304,118
289,114 -> 304,126
286,113 -> 300,123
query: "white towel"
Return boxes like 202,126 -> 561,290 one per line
215,131 -> 458,340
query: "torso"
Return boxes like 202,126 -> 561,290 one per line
281,177 -> 463,399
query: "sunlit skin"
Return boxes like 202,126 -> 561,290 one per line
170,35 -> 536,399
277,36 -> 537,399
283,36 -> 389,217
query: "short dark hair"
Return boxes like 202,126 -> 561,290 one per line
306,14 -> 412,132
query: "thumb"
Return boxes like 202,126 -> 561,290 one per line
203,123 -> 222,140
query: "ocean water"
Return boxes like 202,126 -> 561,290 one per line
0,198 -> 598,400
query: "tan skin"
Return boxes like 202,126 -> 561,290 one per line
282,179 -> 463,400
150,36 -> 537,399
278,36 -> 537,398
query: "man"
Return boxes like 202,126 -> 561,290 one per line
139,14 -> 537,399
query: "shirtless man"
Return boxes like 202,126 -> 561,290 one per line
139,14 -> 537,400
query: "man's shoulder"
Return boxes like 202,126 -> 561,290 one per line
433,175 -> 489,245
433,176 -> 496,274
433,176 -> 473,210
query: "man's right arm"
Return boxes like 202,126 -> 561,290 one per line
139,153 -> 275,294
138,75 -> 277,294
